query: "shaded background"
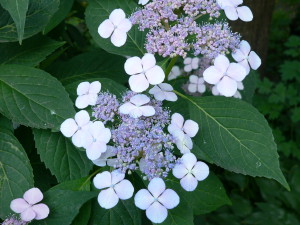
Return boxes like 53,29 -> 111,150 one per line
197,0 -> 300,224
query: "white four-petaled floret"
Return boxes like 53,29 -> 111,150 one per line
134,178 -> 179,224
98,9 -> 132,47
173,153 -> 209,191
124,54 -> 165,93
94,171 -> 134,209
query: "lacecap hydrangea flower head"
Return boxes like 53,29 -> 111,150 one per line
60,75 -> 210,223
58,0 -> 262,223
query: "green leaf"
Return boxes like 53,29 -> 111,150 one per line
47,50 -> 128,85
0,115 -> 13,132
0,65 -> 75,129
31,189 -> 97,225
0,35 -> 64,66
174,93 -> 289,189
0,0 -> 29,43
51,177 -> 91,192
280,60 -> 300,82
159,199 -> 194,225
241,71 -> 258,103
33,129 -> 93,182
89,198 -> 141,225
165,173 -> 230,215
0,129 -> 34,219
0,0 -> 59,42
44,0 -> 74,34
85,0 -> 146,57
72,201 -> 92,225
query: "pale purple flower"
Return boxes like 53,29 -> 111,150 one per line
188,75 -> 206,94
173,153 -> 209,191
98,9 -> 132,47
232,40 -> 261,74
119,94 -> 155,118
124,54 -> 165,92
75,81 -> 101,109
93,171 -> 134,209
60,110 -> 91,148
217,0 -> 253,22
168,66 -> 181,80
134,178 -> 179,224
149,83 -> 178,102
184,57 -> 199,73
138,0 -> 150,5
168,113 -> 199,154
83,121 -> 111,161
203,54 -> 247,97
92,146 -> 118,167
10,188 -> 49,222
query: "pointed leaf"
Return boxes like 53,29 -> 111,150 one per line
174,93 -> 289,189
0,35 -> 64,66
0,0 -> 29,43
0,129 -> 34,219
43,0 -> 74,34
33,129 -> 93,182
0,65 -> 75,129
0,0 -> 59,42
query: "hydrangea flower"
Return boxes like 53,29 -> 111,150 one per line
113,92 -> 176,180
75,81 -> 101,109
168,66 -> 181,80
93,171 -> 134,209
119,94 -> 155,118
217,0 -> 253,22
233,81 -> 244,99
184,57 -> 199,72
98,9 -> 132,47
83,121 -> 111,160
203,54 -> 247,97
124,53 -> 165,92
134,178 -> 179,223
2,216 -> 27,225
92,92 -> 119,124
232,40 -> 262,74
212,80 -> 244,98
138,0 -> 150,5
212,85 -> 220,96
92,146 -> 117,167
149,83 -> 178,102
168,113 -> 199,138
60,110 -> 91,147
168,113 -> 199,153
10,188 -> 49,222
188,75 -> 206,94
173,153 -> 209,191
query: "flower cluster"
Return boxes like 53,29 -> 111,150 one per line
1,216 -> 27,225
61,0 -> 262,223
130,0 -> 241,58
60,66 -> 209,223
169,40 -> 260,98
